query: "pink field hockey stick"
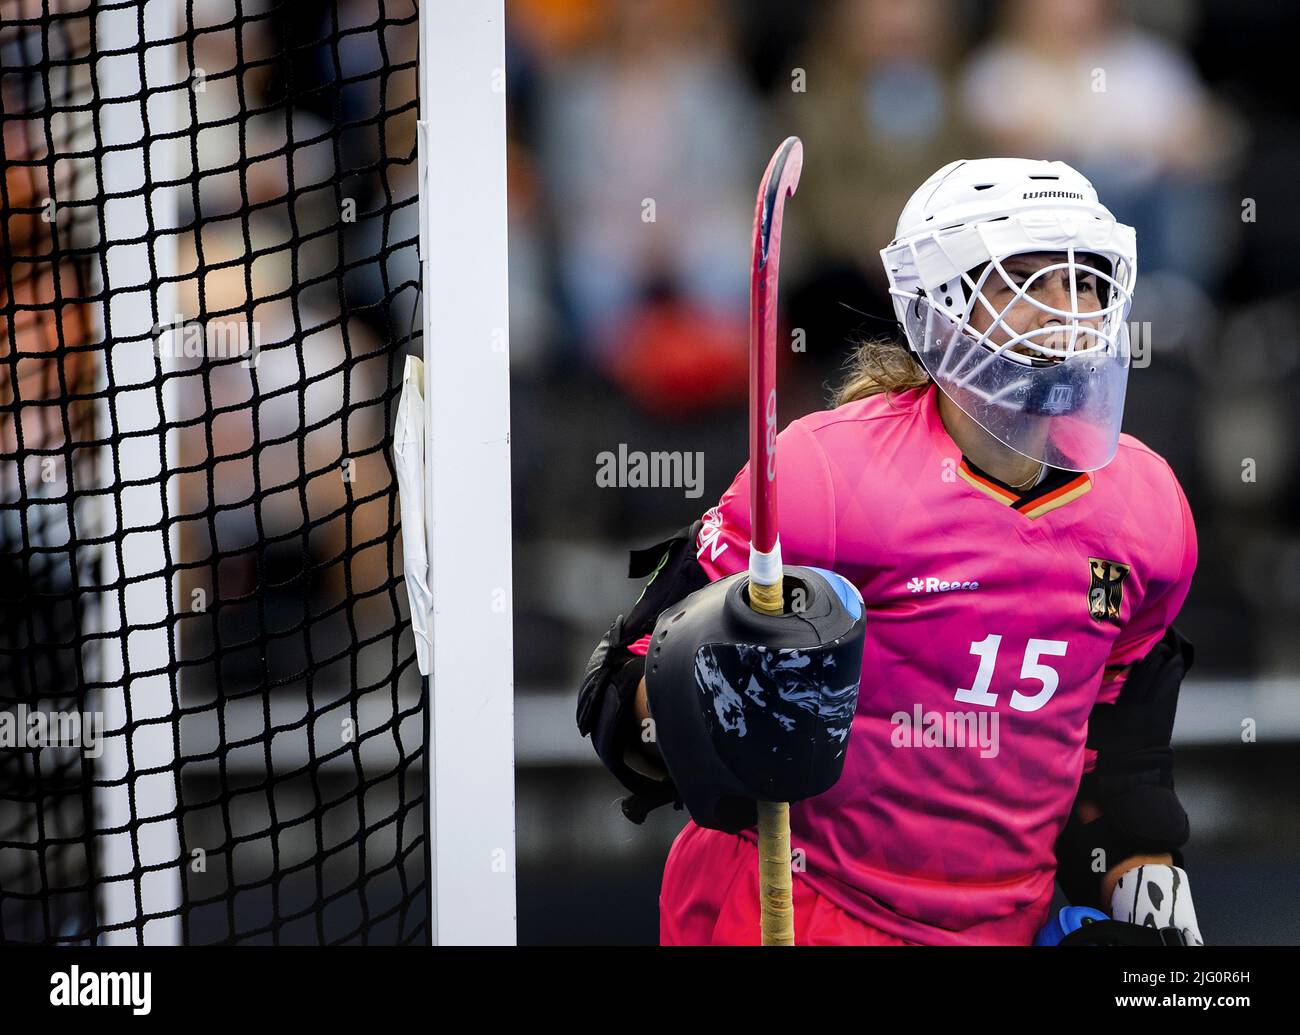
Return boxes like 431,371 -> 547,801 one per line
747,136 -> 803,946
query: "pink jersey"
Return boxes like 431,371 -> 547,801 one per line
688,382 -> 1197,945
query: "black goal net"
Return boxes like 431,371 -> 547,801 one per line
0,0 -> 426,944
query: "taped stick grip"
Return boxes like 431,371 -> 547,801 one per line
749,574 -> 793,946
748,575 -> 784,616
757,800 -> 794,945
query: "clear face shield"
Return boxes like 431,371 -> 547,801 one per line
895,247 -> 1134,472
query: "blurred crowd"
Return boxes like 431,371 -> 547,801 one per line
500,0 -> 1300,680
6,0 -> 1295,680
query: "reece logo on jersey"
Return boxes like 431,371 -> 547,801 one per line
908,576 -> 980,594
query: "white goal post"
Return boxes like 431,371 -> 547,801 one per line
418,0 -> 518,945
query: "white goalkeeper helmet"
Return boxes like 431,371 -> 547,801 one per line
881,157 -> 1137,471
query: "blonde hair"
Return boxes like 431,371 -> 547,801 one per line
832,337 -> 931,407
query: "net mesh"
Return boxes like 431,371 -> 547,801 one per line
0,0 -> 426,944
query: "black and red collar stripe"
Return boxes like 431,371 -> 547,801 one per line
957,458 -> 1092,519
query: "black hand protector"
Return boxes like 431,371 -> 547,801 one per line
576,521 -> 710,822
1055,624 -> 1194,910
644,566 -> 866,834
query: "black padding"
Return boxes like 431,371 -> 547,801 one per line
1055,625 -> 1194,908
623,520 -> 711,639
645,566 -> 865,833
576,522 -> 711,821
1054,801 -> 1188,912
1086,624 -> 1193,757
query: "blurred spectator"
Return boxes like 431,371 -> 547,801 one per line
510,0 -> 613,61
0,11 -> 97,505
960,0 -> 1240,287
167,1 -> 401,652
175,224 -> 391,608
535,0 -> 759,411
773,0 -> 975,395
782,0 -> 973,284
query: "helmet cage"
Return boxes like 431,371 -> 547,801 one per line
888,223 -> 1135,370
881,201 -> 1138,471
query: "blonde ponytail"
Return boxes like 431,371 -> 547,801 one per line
832,338 -> 930,407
